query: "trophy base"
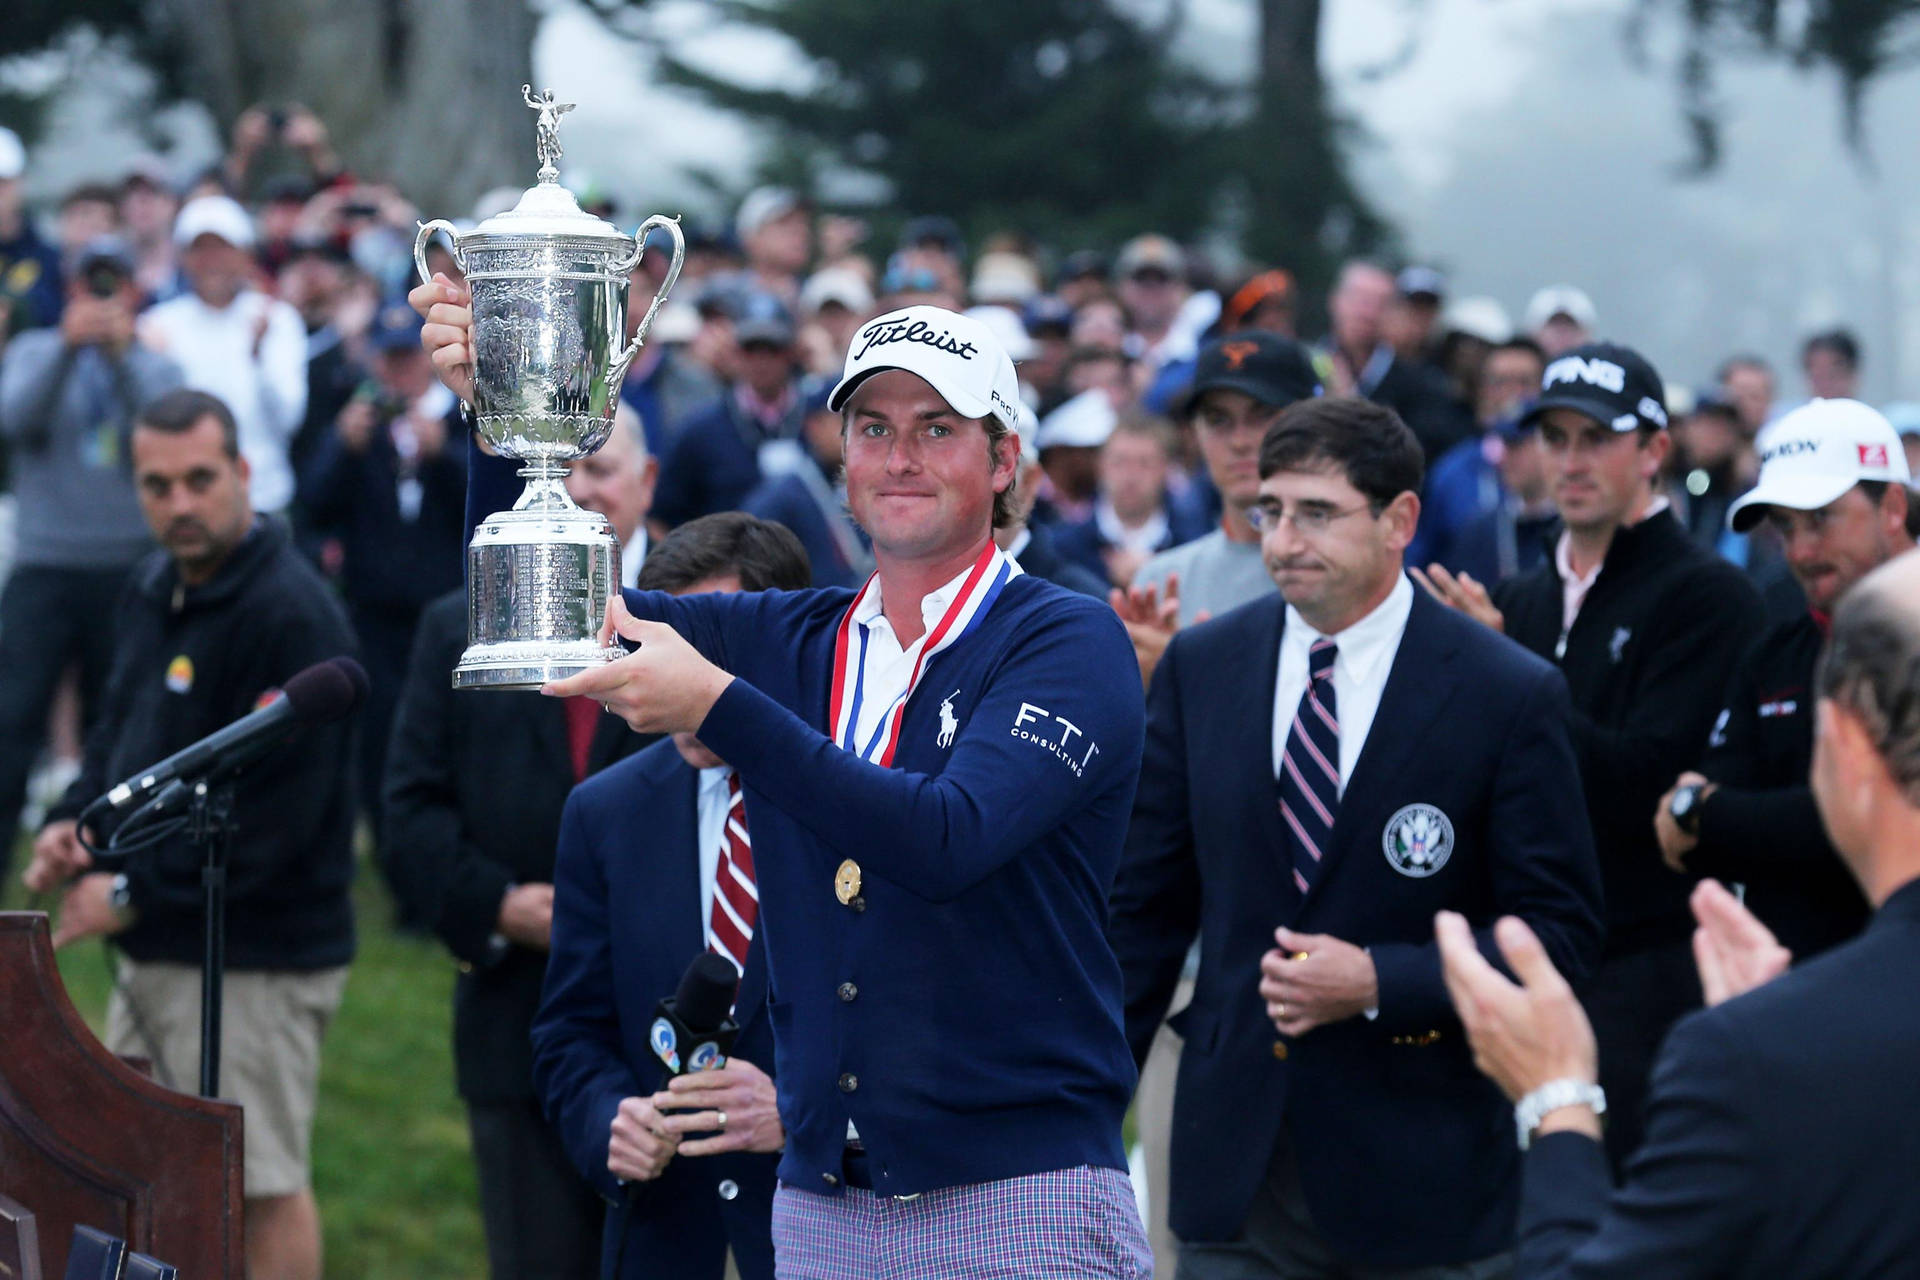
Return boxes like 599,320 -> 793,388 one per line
451,640 -> 627,691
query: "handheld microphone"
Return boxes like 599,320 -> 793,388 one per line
650,951 -> 741,1076
88,657 -> 368,820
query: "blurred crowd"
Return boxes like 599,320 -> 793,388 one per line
9,99 -> 1920,1280
6,104 -> 1920,870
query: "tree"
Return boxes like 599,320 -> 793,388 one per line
1239,0 -> 1393,299
5,0 -> 541,212
643,2 -> 1226,249
1636,0 -> 1920,171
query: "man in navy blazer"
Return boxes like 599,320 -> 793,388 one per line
531,514 -> 812,1280
1439,548 -> 1920,1279
1111,396 -> 1604,1277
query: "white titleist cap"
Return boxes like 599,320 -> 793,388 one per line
828,305 -> 1022,431
1728,398 -> 1912,532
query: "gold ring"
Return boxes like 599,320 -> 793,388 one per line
716,1110 -> 728,1132
1292,951 -> 1311,962
1275,1002 -> 1286,1018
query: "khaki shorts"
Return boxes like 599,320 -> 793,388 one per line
106,958 -> 349,1199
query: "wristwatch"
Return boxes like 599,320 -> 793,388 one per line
1514,1078 -> 1606,1149
1668,782 -> 1708,837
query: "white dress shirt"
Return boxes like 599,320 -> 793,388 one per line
694,763 -> 734,955
841,558 -> 979,760
620,527 -> 650,591
139,289 -> 309,512
1271,573 -> 1415,791
1094,499 -> 1169,557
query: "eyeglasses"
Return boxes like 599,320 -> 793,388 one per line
1247,500 -> 1374,537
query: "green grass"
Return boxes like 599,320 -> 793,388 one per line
5,839 -> 488,1279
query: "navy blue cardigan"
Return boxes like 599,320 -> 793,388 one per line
621,575 -> 1146,1198
468,437 -> 1147,1196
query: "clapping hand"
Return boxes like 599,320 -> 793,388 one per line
1436,912 -> 1597,1105
1691,879 -> 1790,1007
1410,564 -> 1504,633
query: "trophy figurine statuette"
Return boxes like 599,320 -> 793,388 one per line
414,85 -> 686,689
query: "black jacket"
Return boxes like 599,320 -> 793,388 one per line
52,518 -> 360,970
296,413 -> 468,619
1690,612 -> 1868,958
1517,880 -> 1920,1278
382,591 -> 654,1103
1012,523 -> 1110,599
1494,510 -> 1764,951
1366,354 -> 1475,462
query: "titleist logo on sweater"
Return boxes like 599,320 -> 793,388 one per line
854,318 -> 979,362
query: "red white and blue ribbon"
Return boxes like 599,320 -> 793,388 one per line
828,542 -> 1019,767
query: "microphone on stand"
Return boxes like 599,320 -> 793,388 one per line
82,657 -> 367,830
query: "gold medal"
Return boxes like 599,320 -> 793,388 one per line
835,859 -> 862,905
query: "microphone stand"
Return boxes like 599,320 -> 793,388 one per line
186,779 -> 237,1099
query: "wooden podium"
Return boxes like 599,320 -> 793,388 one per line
0,913 -> 243,1280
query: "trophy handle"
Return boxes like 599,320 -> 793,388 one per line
607,214 -> 687,391
413,219 -> 464,285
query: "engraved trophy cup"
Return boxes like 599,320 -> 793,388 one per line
415,85 -> 685,689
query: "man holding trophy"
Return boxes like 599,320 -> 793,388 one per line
409,91 -> 1153,1276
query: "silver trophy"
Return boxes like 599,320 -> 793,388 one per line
415,85 -> 685,690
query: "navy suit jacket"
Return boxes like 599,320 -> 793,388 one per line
1518,878 -> 1920,1278
1111,584 -> 1604,1269
531,740 -> 779,1280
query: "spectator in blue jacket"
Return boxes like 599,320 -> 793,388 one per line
652,293 -> 806,527
297,299 -> 466,830
1409,336 -> 1546,573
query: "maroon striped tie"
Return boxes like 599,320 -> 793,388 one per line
708,773 -> 758,975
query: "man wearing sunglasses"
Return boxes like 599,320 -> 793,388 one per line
1111,395 -> 1603,1278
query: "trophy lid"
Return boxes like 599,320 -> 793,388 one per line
469,181 -> 629,244
465,85 -> 629,246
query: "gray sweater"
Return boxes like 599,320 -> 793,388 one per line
0,328 -> 181,569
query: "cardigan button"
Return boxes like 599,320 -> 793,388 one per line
821,1172 -> 839,1187
838,983 -> 858,1003
850,895 -> 867,913
838,1073 -> 859,1093
718,1179 -> 739,1201
1271,1041 -> 1288,1061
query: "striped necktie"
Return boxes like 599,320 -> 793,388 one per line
1277,639 -> 1340,894
708,774 -> 758,975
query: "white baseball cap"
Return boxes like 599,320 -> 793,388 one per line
1034,388 -> 1117,451
1443,295 -> 1513,345
1524,284 -> 1598,334
800,266 -> 874,316
963,303 -> 1034,362
0,127 -> 24,181
827,305 -> 1022,431
1728,398 -> 1912,532
173,194 -> 256,249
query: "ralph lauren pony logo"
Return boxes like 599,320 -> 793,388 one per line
854,318 -> 979,362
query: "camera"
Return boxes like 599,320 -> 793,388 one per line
83,262 -> 127,301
